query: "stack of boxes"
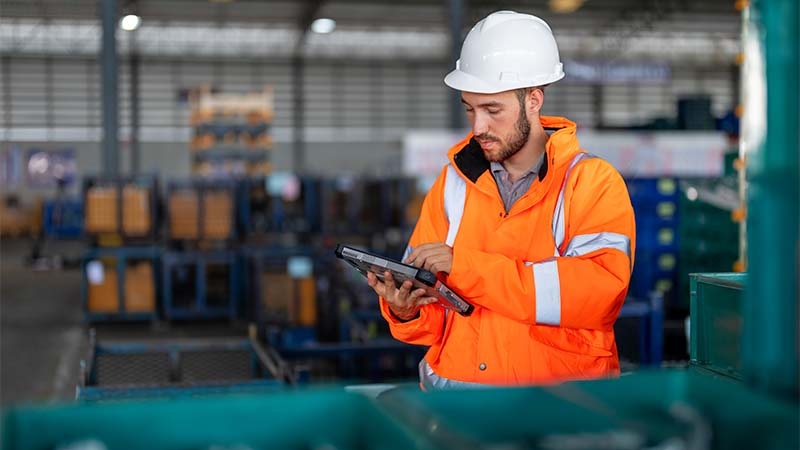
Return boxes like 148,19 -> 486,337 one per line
0,195 -> 41,238
86,260 -> 156,314
253,253 -> 318,330
168,190 -> 200,239
166,180 -> 236,244
83,176 -> 158,242
82,175 -> 160,320
162,178 -> 239,321
203,190 -> 234,239
159,86 -> 273,320
122,185 -> 152,236
189,86 -> 273,178
84,186 -> 117,233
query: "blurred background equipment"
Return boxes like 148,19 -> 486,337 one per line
189,85 -> 274,178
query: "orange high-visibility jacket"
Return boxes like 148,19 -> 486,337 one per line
380,116 -> 636,388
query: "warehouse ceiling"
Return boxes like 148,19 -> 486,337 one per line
0,0 -> 741,63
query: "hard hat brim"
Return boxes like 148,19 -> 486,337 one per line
444,68 -> 513,94
444,68 -> 564,94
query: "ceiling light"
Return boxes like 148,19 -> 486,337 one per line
120,14 -> 141,31
311,18 -> 336,34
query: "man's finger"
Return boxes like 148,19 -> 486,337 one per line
367,272 -> 386,297
408,288 -> 427,300
366,271 -> 377,287
405,243 -> 439,265
419,296 -> 439,306
397,277 -> 413,299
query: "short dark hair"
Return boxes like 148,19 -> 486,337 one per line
514,85 -> 546,110
514,88 -> 532,109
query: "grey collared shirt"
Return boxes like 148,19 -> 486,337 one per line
491,153 -> 545,213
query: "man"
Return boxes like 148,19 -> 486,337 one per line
367,10 -> 635,389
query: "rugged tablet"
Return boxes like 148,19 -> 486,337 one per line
335,244 -> 474,316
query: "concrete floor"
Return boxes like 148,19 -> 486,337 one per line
1,238 -> 87,407
1,238 -> 253,408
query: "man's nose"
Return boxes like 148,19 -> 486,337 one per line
472,113 -> 488,136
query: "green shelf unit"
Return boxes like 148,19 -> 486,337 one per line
689,273 -> 746,380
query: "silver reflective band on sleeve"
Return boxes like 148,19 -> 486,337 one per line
533,260 -> 561,325
444,164 -> 467,247
552,153 -> 594,256
419,359 -> 493,391
563,232 -> 631,259
402,245 -> 413,263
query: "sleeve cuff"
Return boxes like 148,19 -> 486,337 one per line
380,297 -> 420,325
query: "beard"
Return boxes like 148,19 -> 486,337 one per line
476,108 -> 531,163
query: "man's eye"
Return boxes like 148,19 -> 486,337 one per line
488,109 -> 500,115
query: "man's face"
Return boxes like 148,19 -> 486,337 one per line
461,90 -> 531,163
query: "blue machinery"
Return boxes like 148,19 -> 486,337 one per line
618,295 -> 664,367
161,250 -> 240,321
42,197 -> 84,239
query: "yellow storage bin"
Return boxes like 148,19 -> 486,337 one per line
203,191 -> 233,239
87,263 -> 119,313
124,262 -> 156,313
122,186 -> 151,236
85,187 -> 118,233
169,191 -> 200,239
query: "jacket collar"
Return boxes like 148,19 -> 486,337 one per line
447,116 -> 580,184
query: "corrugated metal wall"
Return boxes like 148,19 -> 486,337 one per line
0,55 -> 735,177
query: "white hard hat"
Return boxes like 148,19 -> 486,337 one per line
444,10 -> 565,94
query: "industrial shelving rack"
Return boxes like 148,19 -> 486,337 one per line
189,86 -> 274,178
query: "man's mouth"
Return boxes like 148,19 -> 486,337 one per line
476,138 -> 497,148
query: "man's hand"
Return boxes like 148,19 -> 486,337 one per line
367,271 -> 437,321
405,242 -> 453,274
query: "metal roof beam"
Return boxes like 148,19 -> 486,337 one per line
294,0 -> 326,55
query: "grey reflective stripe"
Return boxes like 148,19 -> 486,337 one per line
532,260 -> 561,325
402,245 -> 413,262
419,359 -> 493,391
443,164 -> 467,247
564,232 -> 631,259
552,153 -> 594,256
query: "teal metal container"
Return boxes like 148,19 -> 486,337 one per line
377,370 -> 797,450
742,0 -> 799,400
4,371 -> 797,450
689,273 -> 746,380
2,389 -> 422,450
675,180 -> 740,308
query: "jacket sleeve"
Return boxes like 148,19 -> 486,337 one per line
446,158 -> 635,331
379,166 -> 450,346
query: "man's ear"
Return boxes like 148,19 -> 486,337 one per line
528,88 -> 544,114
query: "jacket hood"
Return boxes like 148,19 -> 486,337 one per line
446,116 -> 582,184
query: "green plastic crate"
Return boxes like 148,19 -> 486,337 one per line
377,370 -> 796,450
4,371 -> 796,450
689,273 -> 746,380
2,389 -> 422,450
